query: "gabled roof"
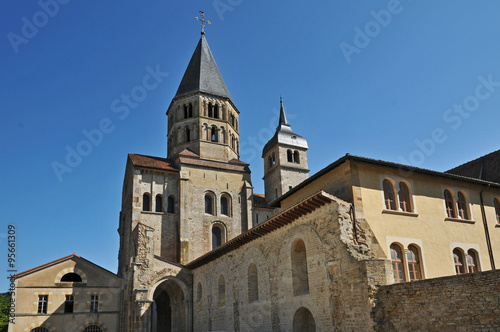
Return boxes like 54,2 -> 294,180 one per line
15,254 -> 119,279
129,153 -> 179,172
446,149 -> 500,184
186,190 -> 342,269
174,35 -> 232,100
262,97 -> 308,156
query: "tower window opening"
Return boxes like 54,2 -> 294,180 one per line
287,150 -> 293,162
231,114 -> 235,127
214,104 -> 219,119
294,150 -> 300,163
156,194 -> 163,212
167,196 -> 175,213
183,105 -> 188,119
143,193 -> 151,211
211,127 -> 218,142
208,102 -> 213,118
185,127 -> 191,142
189,103 -> 193,117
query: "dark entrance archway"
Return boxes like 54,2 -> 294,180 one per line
151,279 -> 187,332
292,307 -> 316,332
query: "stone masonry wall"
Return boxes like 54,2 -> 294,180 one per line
372,269 -> 500,331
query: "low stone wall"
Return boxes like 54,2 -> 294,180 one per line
372,269 -> 500,331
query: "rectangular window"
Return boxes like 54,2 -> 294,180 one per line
64,295 -> 74,313
90,295 -> 99,313
37,295 -> 48,314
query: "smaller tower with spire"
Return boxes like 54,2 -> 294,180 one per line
262,97 -> 309,202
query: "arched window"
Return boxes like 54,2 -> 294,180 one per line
495,198 -> 500,224
383,180 -> 396,210
466,250 -> 480,273
205,193 -> 214,215
268,156 -> 272,168
291,239 -> 309,296
211,127 -> 218,142
30,328 -> 50,332
248,263 -> 259,302
188,103 -> 193,117
220,195 -> 231,216
271,153 -> 276,166
155,194 -> 163,212
183,105 -> 188,119
212,224 -> 224,249
185,127 -> 191,142
287,150 -> 293,162
167,196 -> 175,214
444,190 -> 456,218
457,191 -> 469,219
390,243 -> 405,283
398,182 -> 412,212
83,326 -> 103,332
208,102 -> 213,118
143,193 -> 151,211
218,274 -> 226,307
61,273 -> 82,282
406,245 -> 422,281
453,248 -> 465,274
231,114 -> 235,127
292,307 -> 316,332
294,150 -> 300,164
214,104 -> 219,118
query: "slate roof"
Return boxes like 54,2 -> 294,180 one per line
446,149 -> 500,184
174,34 -> 232,100
262,97 -> 308,156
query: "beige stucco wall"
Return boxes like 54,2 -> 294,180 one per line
352,161 -> 500,280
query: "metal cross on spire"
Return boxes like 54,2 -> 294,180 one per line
195,11 -> 211,35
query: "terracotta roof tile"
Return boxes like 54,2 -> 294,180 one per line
129,153 -> 179,172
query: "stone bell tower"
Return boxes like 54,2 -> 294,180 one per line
262,97 -> 309,202
166,33 -> 240,162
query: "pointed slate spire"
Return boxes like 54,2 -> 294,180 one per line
174,35 -> 232,100
262,96 -> 308,156
279,95 -> 288,125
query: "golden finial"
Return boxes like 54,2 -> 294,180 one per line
195,11 -> 211,35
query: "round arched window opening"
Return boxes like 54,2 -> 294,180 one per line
61,273 -> 82,282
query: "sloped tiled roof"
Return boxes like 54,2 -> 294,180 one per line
129,153 -> 179,172
15,254 -> 119,279
186,191 -> 342,269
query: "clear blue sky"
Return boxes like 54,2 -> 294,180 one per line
2,1 -> 500,291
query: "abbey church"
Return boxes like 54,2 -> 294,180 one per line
11,31 -> 500,332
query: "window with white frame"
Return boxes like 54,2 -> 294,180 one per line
37,295 -> 48,314
90,294 -> 99,313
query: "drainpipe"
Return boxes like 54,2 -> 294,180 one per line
350,203 -> 369,249
479,191 -> 495,270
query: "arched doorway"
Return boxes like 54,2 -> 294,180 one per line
292,307 -> 316,332
151,279 -> 187,332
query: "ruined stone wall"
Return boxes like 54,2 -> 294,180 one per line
192,199 -> 391,331
372,269 -> 500,331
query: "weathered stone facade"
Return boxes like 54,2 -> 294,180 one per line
372,269 -> 500,331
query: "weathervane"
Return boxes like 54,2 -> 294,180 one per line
195,11 -> 211,35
